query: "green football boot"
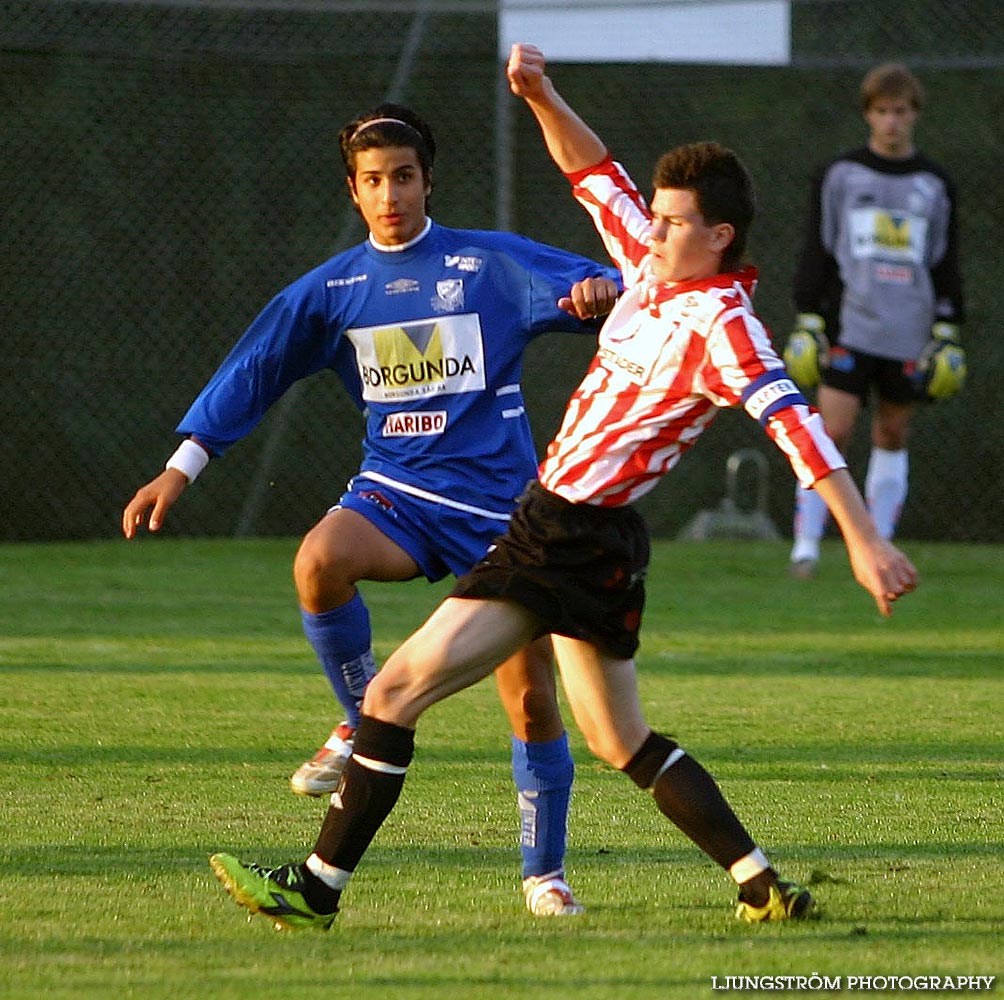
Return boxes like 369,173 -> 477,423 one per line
735,879 -> 816,923
209,853 -> 338,931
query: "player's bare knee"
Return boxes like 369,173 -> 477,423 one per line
874,427 -> 909,451
292,540 -> 326,604
511,683 -> 561,733
362,654 -> 431,727
580,729 -> 633,770
293,533 -> 353,609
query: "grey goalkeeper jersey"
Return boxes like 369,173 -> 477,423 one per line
793,147 -> 964,362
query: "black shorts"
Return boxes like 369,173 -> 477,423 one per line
450,481 -> 650,659
822,345 -> 924,405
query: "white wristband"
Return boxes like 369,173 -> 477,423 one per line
165,439 -> 210,483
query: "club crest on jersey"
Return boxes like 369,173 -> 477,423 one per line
432,278 -> 464,312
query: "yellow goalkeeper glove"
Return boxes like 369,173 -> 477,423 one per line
918,322 -> 966,400
783,313 -> 829,388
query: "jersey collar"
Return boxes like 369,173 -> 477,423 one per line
368,217 -> 432,253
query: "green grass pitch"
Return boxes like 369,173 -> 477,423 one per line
1,537 -> 1000,998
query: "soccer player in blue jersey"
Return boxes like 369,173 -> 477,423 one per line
122,102 -> 619,916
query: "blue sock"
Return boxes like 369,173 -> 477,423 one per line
301,592 -> 377,729
513,732 -> 573,879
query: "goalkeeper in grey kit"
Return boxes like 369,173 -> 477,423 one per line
783,62 -> 966,577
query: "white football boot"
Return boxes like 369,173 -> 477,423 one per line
523,871 -> 585,916
289,722 -> 355,796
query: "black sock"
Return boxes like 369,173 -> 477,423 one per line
312,714 -> 415,872
297,866 -> 342,914
624,731 -> 758,871
737,870 -> 777,907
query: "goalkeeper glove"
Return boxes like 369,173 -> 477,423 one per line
783,312 -> 829,388
917,322 -> 966,400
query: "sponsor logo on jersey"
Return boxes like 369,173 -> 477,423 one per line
382,411 -> 448,436
345,313 -> 487,402
850,207 -> 927,263
444,254 -> 483,273
326,273 -> 368,287
597,344 -> 646,380
433,278 -> 464,312
875,262 -> 913,285
875,214 -> 912,251
358,488 -> 395,512
385,277 -> 420,295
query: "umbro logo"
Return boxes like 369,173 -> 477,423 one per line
385,277 -> 420,295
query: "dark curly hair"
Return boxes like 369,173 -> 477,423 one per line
652,141 -> 756,272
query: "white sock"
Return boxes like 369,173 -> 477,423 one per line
730,848 -> 772,885
865,447 -> 908,540
790,485 -> 828,562
306,852 -> 353,891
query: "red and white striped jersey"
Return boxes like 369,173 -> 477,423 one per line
539,156 -> 845,507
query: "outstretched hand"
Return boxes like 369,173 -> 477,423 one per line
559,276 -> 619,320
121,468 -> 189,539
811,468 -> 919,618
848,537 -> 919,618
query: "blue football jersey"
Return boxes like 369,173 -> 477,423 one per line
177,221 -> 619,514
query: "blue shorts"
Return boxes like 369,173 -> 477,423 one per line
334,473 -> 517,582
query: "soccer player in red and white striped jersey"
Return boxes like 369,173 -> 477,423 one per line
530,107 -> 841,508
209,45 -> 918,929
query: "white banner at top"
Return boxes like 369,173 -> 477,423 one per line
499,1 -> 791,65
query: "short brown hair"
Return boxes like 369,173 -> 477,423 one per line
651,141 -> 756,272
859,63 -> 924,112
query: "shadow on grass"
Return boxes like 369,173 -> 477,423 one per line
1,740 -> 1000,778
2,644 -> 999,680
0,658 -> 314,676
3,839 -> 1003,878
